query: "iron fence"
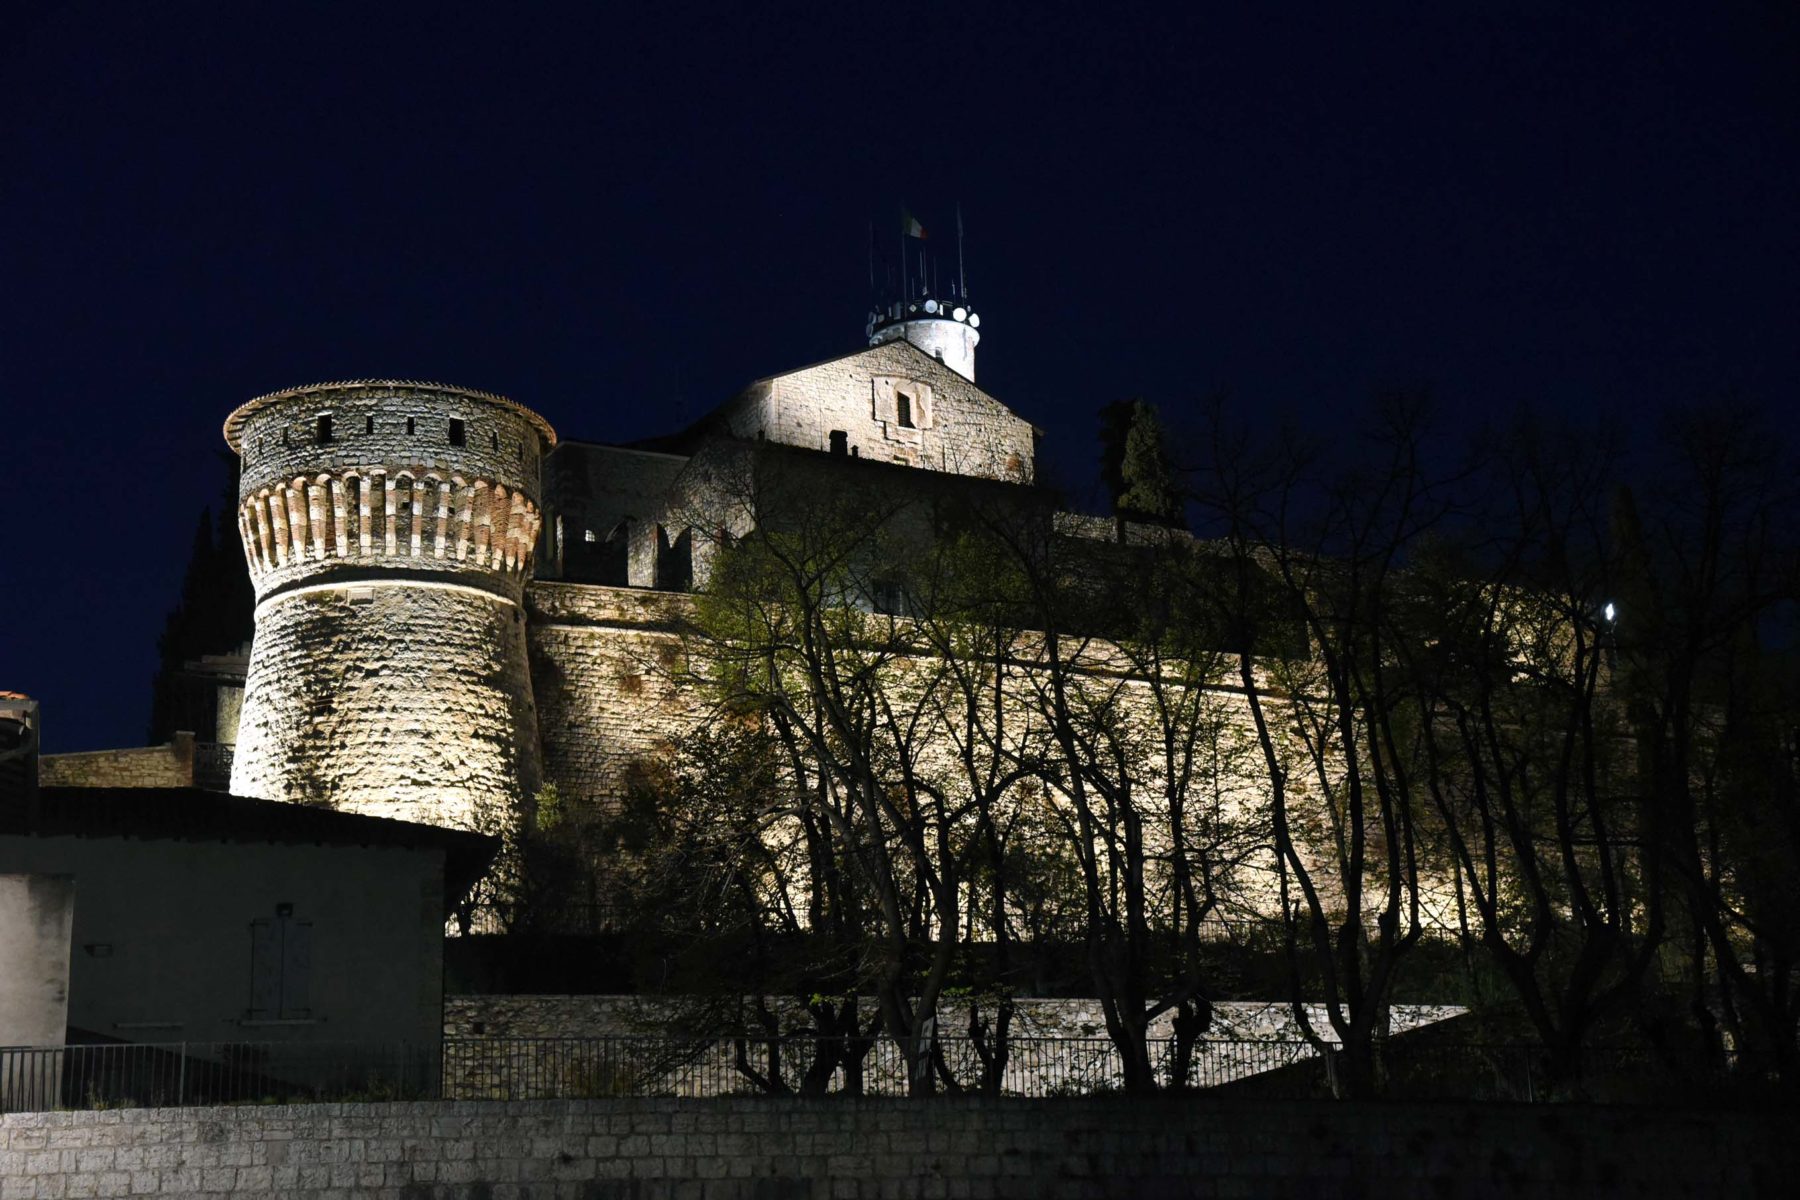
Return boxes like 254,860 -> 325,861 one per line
0,1041 -> 438,1113
0,1034 -> 1751,1113
192,741 -> 234,791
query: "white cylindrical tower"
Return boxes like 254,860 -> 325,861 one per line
867,298 -> 982,381
223,380 -> 555,835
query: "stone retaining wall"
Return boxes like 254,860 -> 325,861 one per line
1,1095 -> 1788,1199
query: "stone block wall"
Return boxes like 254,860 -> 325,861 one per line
527,583 -> 697,814
231,584 -> 538,827
719,342 -> 1034,482
2,1096 -> 1791,1198
228,381 -> 552,506
37,734 -> 194,789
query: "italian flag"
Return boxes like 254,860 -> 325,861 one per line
902,209 -> 928,239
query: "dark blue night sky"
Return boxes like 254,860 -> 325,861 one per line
5,2 -> 1797,751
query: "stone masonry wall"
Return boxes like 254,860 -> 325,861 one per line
524,576 -> 1366,926
527,583 -> 697,813
36,734 -> 194,789
2,1096 -> 1791,1199
230,382 -> 551,504
231,583 -> 539,828
719,341 -> 1034,482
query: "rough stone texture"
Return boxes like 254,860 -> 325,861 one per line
716,341 -> 1033,481
527,583 -> 695,814
36,734 -> 194,789
228,382 -> 551,835
232,584 -> 538,828
523,575 -> 1349,924
2,1096 -> 1792,1198
226,381 -> 553,501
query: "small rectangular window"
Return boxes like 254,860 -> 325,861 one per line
872,579 -> 906,616
317,415 -> 334,444
449,418 -> 466,447
406,417 -> 416,436
896,393 -> 914,429
365,415 -> 375,434
249,904 -> 312,1019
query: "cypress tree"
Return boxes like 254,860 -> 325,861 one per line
1099,398 -> 1184,527
147,458 -> 256,742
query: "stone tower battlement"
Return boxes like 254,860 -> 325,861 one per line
227,380 -> 552,599
225,381 -> 555,834
235,469 -> 542,598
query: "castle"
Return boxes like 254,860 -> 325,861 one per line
223,289 -> 1032,856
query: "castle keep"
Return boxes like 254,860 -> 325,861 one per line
223,297 -> 1022,840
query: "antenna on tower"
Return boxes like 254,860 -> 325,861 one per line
898,204 -> 907,302
957,202 -> 966,299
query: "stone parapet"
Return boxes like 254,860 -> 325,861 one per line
36,733 -> 195,789
225,380 -> 554,496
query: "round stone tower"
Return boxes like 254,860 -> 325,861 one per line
223,380 -> 556,834
867,296 -> 981,381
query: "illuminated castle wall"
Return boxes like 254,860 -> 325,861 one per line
222,309 -> 1044,844
225,381 -> 553,833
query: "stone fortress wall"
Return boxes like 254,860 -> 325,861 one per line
526,583 -> 699,812
522,572 -> 1374,929
215,351 -> 1399,927
226,381 -> 554,832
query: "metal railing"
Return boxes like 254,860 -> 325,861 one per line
192,741 -> 235,791
0,1034 -> 1750,1113
0,1041 -> 438,1113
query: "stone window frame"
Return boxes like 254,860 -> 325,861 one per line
871,376 -> 932,443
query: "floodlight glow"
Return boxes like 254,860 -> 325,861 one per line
1603,602 -> 1617,622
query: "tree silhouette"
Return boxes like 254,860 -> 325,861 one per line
147,456 -> 255,742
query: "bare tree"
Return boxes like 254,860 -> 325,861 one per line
1193,398 -> 1453,1097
